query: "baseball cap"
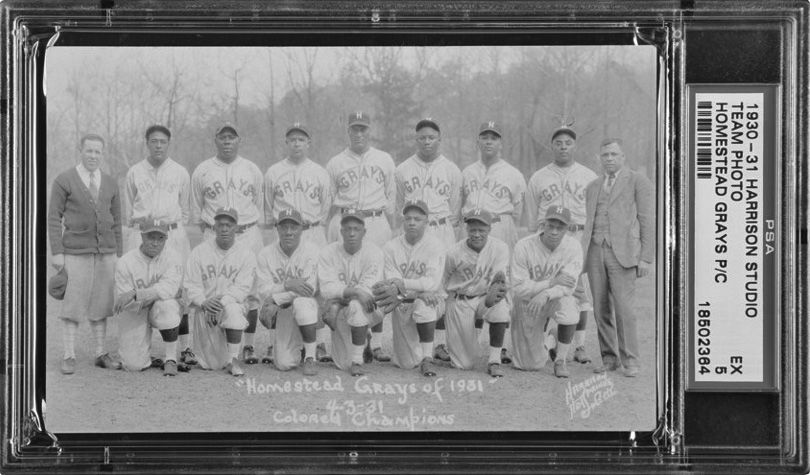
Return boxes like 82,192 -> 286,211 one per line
48,267 -> 68,301
139,219 -> 170,236
551,126 -> 576,141
415,118 -> 440,133
215,122 -> 239,137
463,208 -> 493,226
402,199 -> 429,216
145,124 -> 171,140
479,120 -> 502,137
544,205 -> 572,225
277,208 -> 304,225
285,122 -> 310,138
340,208 -> 365,225
214,207 -> 239,222
348,112 -> 370,127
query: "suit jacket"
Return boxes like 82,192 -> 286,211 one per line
583,168 -> 654,268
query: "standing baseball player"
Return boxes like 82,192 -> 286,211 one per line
461,120 -> 527,365
526,126 -> 598,364
443,209 -> 511,377
510,206 -> 583,377
375,200 -> 446,377
326,111 -> 396,361
114,221 -> 184,376
255,209 -> 320,376
318,210 -> 385,376
123,124 -> 196,368
395,117 -> 462,364
184,208 -> 256,376
190,122 -> 264,366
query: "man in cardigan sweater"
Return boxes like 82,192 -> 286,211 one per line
48,133 -> 124,375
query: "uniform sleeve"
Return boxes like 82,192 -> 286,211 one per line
318,248 -> 345,300
124,169 -> 137,227
544,241 -> 582,300
114,258 -> 140,312
263,170 -> 276,226
442,249 -> 457,291
184,250 -> 206,307
220,251 -> 256,306
190,165 -> 205,225
526,174 -> 541,233
403,243 -> 445,293
448,163 -> 463,227
253,163 -> 265,225
394,166 -> 406,230
110,179 -> 124,257
383,243 -> 403,281
356,247 -> 384,294
510,241 -> 550,301
318,167 -> 332,225
137,254 -> 183,302
255,248 -> 291,305
510,171 -> 528,226
179,168 -> 191,225
47,176 -> 67,255
635,172 -> 655,264
384,154 -> 397,217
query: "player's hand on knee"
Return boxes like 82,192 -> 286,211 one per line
114,290 -> 136,313
202,297 -> 223,316
284,278 -> 315,297
551,272 -> 577,288
356,289 -> 376,313
528,291 -> 551,316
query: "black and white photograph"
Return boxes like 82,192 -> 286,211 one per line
43,44 -> 658,433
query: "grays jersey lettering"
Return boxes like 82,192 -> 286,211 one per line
204,178 -> 258,200
336,165 -> 386,190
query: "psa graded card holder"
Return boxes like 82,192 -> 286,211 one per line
1,1 -> 807,474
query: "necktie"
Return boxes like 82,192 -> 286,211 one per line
88,172 -> 99,202
604,173 -> 615,193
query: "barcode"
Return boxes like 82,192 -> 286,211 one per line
696,101 -> 713,179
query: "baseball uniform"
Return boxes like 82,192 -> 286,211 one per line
395,154 -> 462,248
191,155 -> 264,307
114,246 -> 183,371
461,159 -> 527,249
382,234 -> 446,370
184,238 -> 256,370
256,240 -> 320,371
264,158 -> 331,247
123,158 -> 192,257
510,232 -> 582,370
326,147 -> 396,247
443,236 -> 511,370
318,241 -> 385,371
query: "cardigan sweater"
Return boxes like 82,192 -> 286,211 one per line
48,167 -> 123,256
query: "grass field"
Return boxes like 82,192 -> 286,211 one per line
45,226 -> 658,433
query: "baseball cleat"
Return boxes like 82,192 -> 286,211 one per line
350,362 -> 365,376
554,360 -> 570,378
488,362 -> 504,378
95,353 -> 121,370
226,358 -> 245,376
302,357 -> 317,376
420,357 -> 437,377
261,345 -> 274,364
316,343 -> 333,363
60,357 -> 76,375
624,366 -> 639,378
573,346 -> 591,364
593,358 -> 620,374
177,361 -> 191,372
241,345 -> 259,364
180,348 -> 198,365
433,344 -> 451,362
150,357 -> 164,369
500,348 -> 513,365
372,347 -> 391,362
163,360 -> 178,376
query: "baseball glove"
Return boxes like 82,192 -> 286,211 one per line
372,280 -> 401,314
485,271 -> 508,307
259,299 -> 280,329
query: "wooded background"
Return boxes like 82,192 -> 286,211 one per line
46,45 -> 657,185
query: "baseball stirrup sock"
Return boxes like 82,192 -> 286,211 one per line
369,331 -> 382,349
304,342 -> 317,360
165,340 -> 178,363
351,344 -> 365,365
573,330 -> 586,347
228,343 -> 241,360
62,320 -> 78,359
420,342 -> 434,361
433,329 -> 446,346
488,346 -> 501,364
243,332 -> 256,347
555,342 -> 571,362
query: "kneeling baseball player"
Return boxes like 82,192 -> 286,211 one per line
375,200 -> 446,377
114,220 -> 185,375
256,209 -> 320,376
510,206 -> 583,377
443,209 -> 511,377
184,208 -> 256,376
318,210 -> 385,376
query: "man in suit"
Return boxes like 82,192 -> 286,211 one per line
48,133 -> 124,375
583,138 -> 654,377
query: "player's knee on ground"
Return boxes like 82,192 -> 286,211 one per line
148,299 -> 181,330
220,302 -> 249,330
345,299 -> 370,327
411,299 -> 437,324
545,296 -> 579,326
292,297 -> 319,326
477,298 -> 511,324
